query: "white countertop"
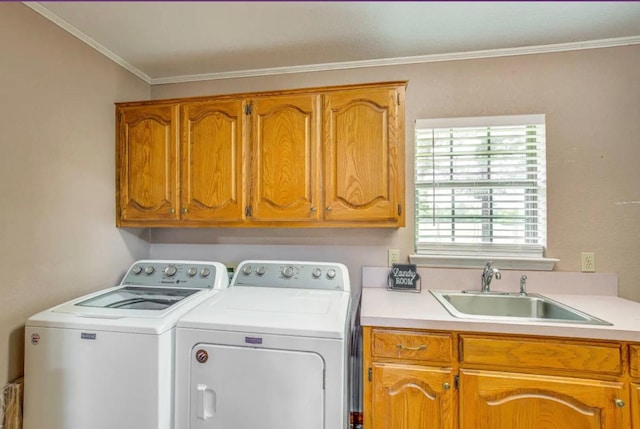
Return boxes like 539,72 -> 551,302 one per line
361,287 -> 640,342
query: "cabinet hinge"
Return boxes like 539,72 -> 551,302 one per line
368,367 -> 372,382
454,374 -> 460,390
245,206 -> 252,217
398,204 -> 402,216
245,104 -> 252,115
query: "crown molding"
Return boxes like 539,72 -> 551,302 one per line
23,2 -> 152,84
152,36 -> 640,85
23,2 -> 640,87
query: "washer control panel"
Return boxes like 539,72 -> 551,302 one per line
121,260 -> 224,289
232,260 -> 350,291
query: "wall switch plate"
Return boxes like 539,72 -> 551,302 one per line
581,252 -> 595,272
388,248 -> 400,266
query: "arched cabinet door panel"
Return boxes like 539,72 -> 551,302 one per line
459,369 -> 629,429
181,99 -> 246,222
371,363 -> 455,429
116,104 -> 179,224
323,86 -> 405,226
250,94 -> 321,222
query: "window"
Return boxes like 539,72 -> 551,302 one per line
413,115 -> 553,269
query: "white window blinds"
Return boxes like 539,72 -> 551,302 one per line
415,115 -> 547,258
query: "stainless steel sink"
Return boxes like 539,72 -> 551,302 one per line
430,290 -> 612,325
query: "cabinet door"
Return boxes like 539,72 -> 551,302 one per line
323,86 -> 405,225
460,369 -> 629,429
116,104 -> 179,224
370,362 -> 455,429
632,383 -> 639,429
250,94 -> 321,222
181,99 -> 246,222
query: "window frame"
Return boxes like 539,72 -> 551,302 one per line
410,114 -> 557,271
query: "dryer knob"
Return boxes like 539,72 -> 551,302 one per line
164,266 -> 177,277
200,268 -> 211,278
242,265 -> 253,275
187,267 -> 198,277
326,268 -> 337,279
132,266 -> 143,275
312,268 -> 322,278
256,266 -> 266,276
145,266 -> 155,275
282,266 -> 295,278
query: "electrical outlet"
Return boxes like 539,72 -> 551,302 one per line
581,252 -> 595,272
388,248 -> 400,266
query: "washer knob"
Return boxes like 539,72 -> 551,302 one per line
164,265 -> 177,277
282,266 -> 295,278
256,266 -> 266,276
312,268 -> 322,278
132,266 -> 143,275
200,268 -> 211,278
242,265 -> 253,275
145,266 -> 155,275
187,267 -> 198,277
326,268 -> 337,279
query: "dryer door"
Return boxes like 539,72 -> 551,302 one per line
189,344 -> 325,429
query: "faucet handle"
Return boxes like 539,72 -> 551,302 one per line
520,275 -> 528,295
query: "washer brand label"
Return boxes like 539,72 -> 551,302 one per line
245,336 -> 263,345
81,333 -> 97,340
31,333 -> 40,345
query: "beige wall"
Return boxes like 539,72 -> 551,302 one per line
0,4 -> 151,386
151,45 -> 640,302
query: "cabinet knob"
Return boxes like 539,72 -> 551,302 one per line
181,207 -> 188,214
443,383 -> 451,390
614,399 -> 625,408
169,208 -> 175,214
310,207 -> 316,212
326,207 -> 332,212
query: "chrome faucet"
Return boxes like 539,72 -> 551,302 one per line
481,261 -> 501,292
520,275 -> 528,296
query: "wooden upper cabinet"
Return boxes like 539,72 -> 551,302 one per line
249,94 -> 321,222
323,85 -> 405,225
181,99 -> 246,223
116,104 -> 179,224
115,81 -> 407,228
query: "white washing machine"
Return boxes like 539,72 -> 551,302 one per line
175,260 -> 352,429
24,260 -> 229,429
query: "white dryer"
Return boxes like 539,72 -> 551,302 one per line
24,260 -> 229,429
175,260 -> 352,429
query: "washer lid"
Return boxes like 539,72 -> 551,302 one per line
27,287 -> 223,334
177,286 -> 352,339
73,286 -> 199,310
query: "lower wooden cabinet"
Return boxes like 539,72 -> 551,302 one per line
370,363 -> 455,429
363,327 -> 635,429
459,369 -> 629,429
632,383 -> 640,428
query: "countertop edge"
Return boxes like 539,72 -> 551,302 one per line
360,288 -> 640,342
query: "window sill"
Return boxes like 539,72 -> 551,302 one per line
408,254 -> 558,271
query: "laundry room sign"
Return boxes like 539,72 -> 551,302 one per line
388,264 -> 421,292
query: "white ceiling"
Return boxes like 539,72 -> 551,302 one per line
26,1 -> 640,84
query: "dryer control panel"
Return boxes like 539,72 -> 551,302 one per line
121,260 -> 228,289
233,260 -> 350,292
